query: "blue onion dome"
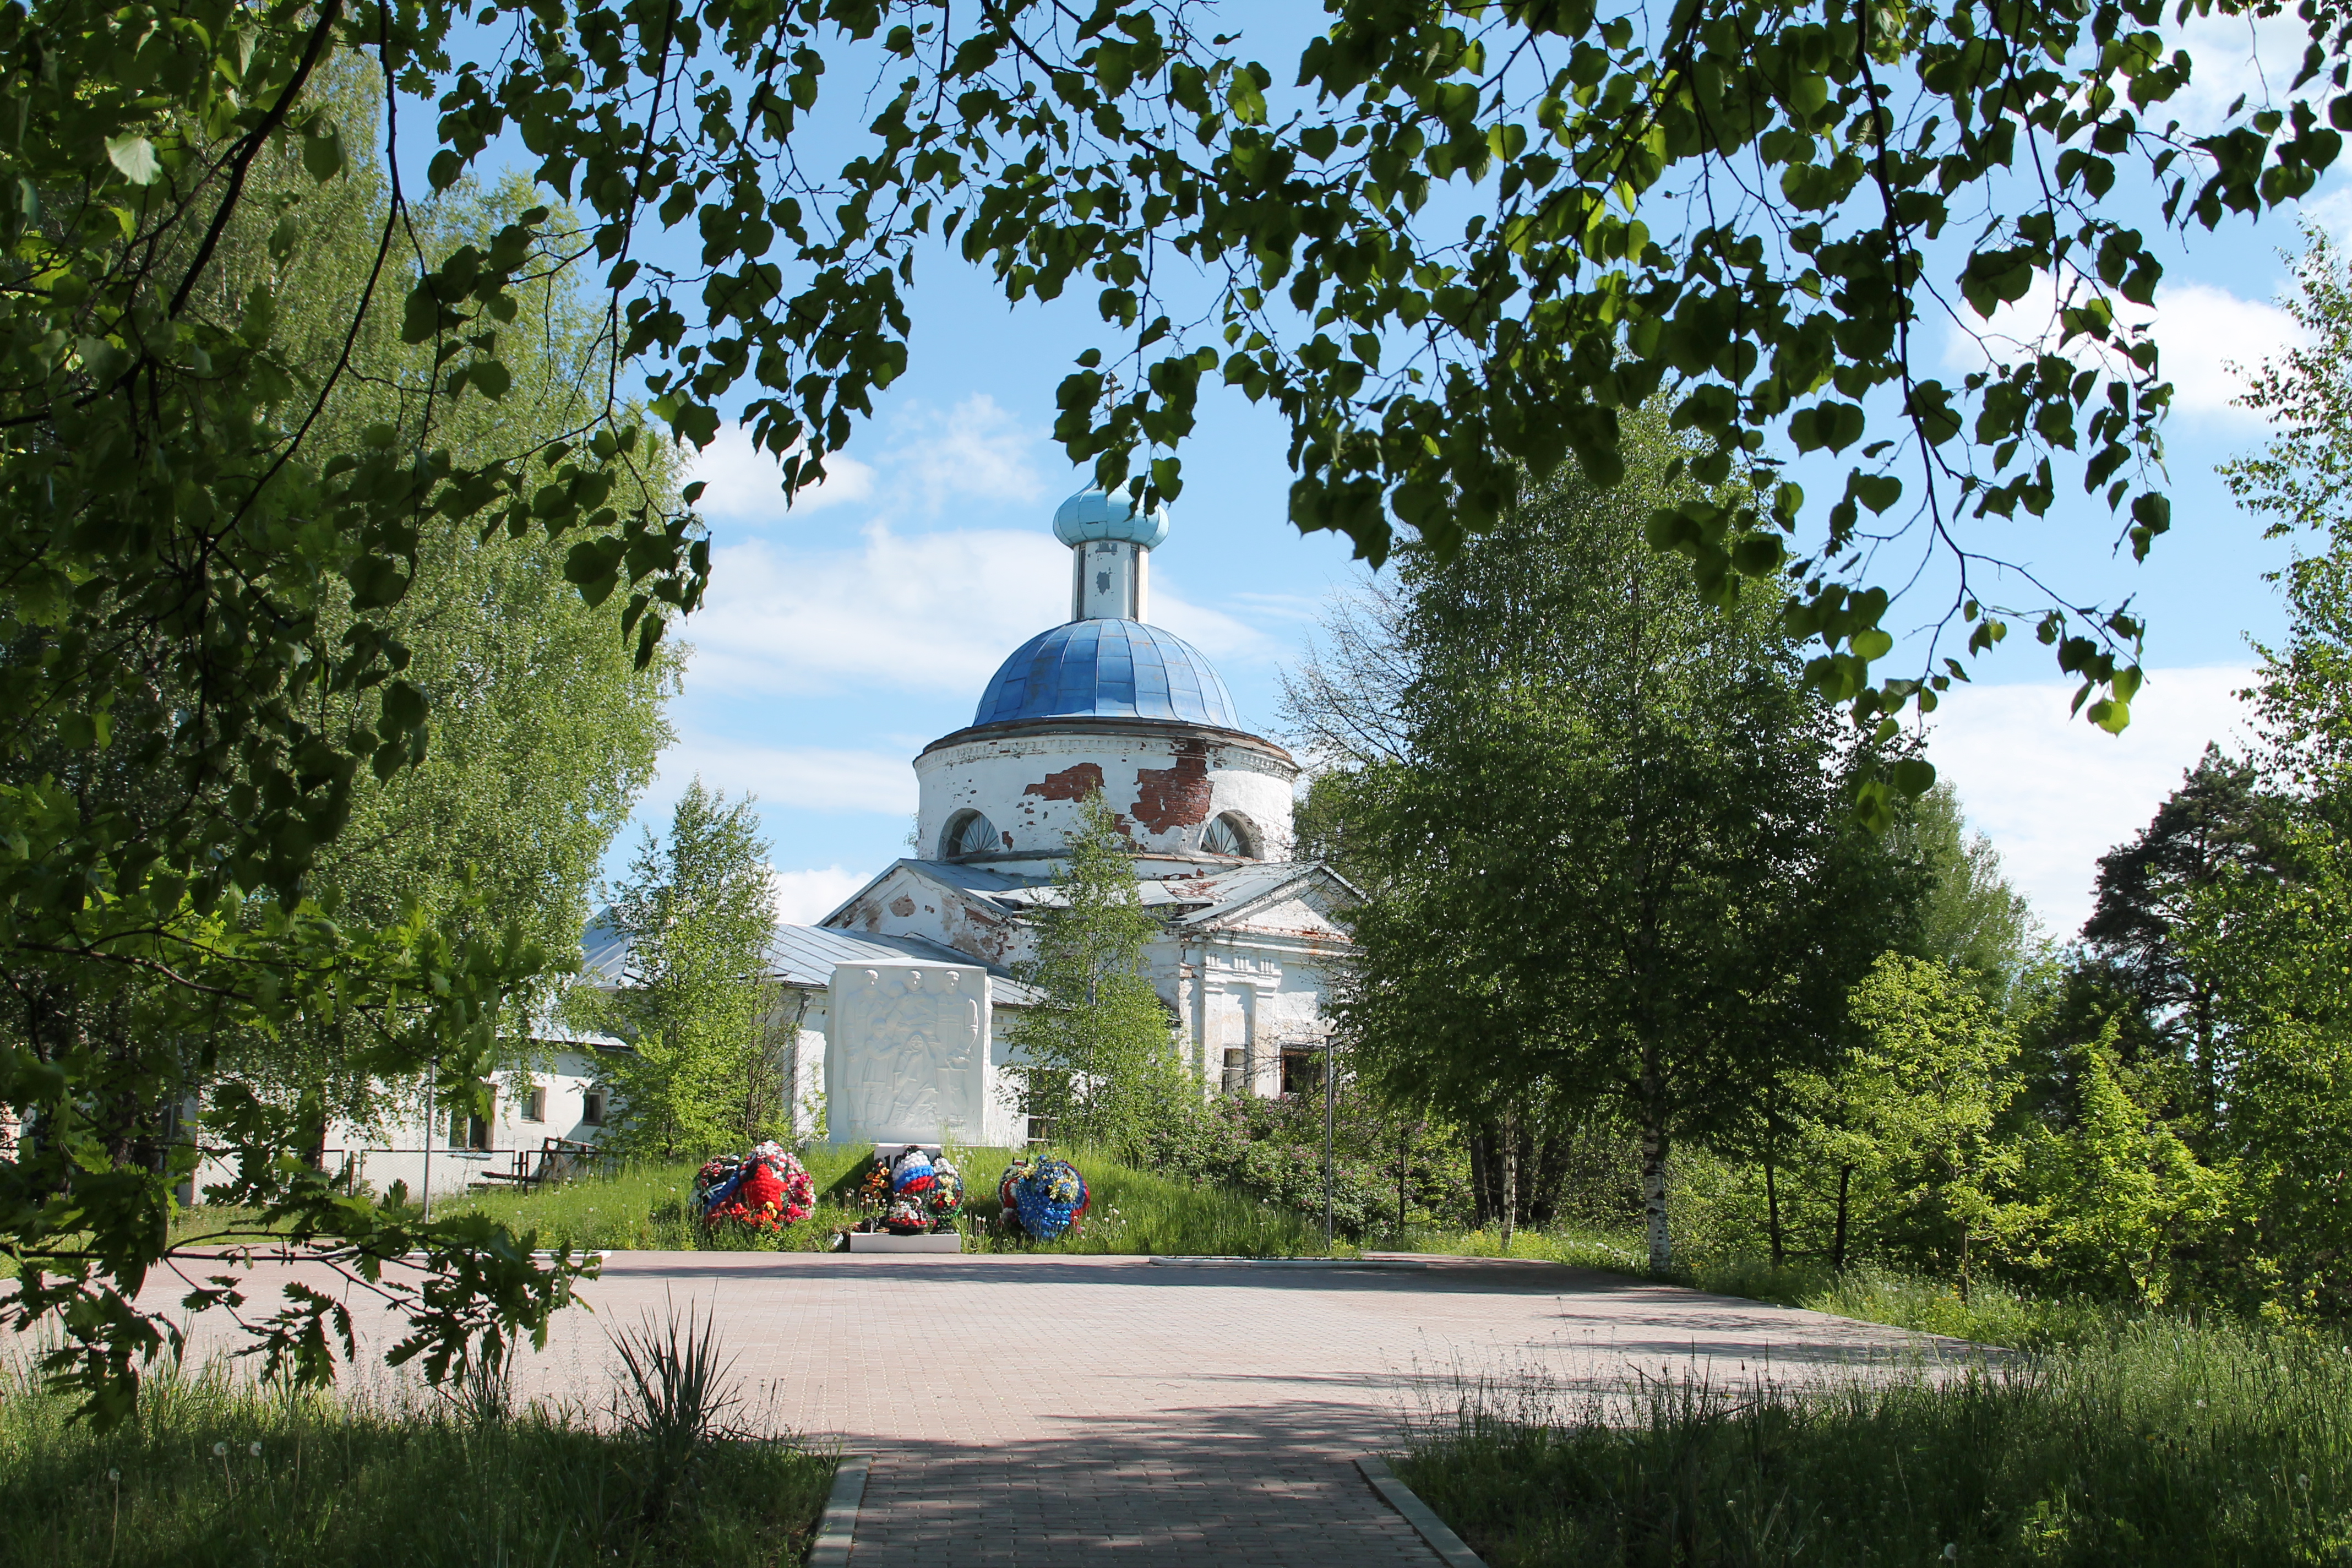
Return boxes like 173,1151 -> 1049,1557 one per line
972,619 -> 1239,729
1052,484 -> 1171,549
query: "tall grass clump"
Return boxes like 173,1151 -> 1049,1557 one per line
1396,1314 -> 2352,1567
0,1349 -> 832,1567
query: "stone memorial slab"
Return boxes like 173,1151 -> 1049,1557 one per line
826,962 -> 991,1147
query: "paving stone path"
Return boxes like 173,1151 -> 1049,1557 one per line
142,1251 -> 1953,1566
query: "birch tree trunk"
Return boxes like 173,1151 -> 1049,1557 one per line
1639,1119 -> 1672,1273
1499,1111 -> 1518,1249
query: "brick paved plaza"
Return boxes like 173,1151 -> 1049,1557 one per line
147,1252 -> 1951,1565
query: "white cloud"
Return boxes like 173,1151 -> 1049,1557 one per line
1147,592 -> 1283,669
680,520 -> 1278,700
2304,182 -> 2352,242
1943,271 -> 2307,421
685,426 -> 875,524
769,865 -> 873,925
688,393 -> 1046,529
1224,589 -> 1328,627
684,524 -> 1068,698
892,395 -> 1048,510
2166,10 -> 2311,135
2147,282 -> 2307,417
1925,667 -> 2256,937
644,733 -> 917,815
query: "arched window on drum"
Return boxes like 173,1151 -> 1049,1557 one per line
1201,813 -> 1256,859
942,810 -> 1001,859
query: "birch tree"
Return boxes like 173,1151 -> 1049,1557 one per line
1341,417 -> 1908,1271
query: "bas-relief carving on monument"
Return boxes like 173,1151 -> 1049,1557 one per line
826,962 -> 989,1146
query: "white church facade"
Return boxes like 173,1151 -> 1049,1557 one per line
797,483 -> 1357,1141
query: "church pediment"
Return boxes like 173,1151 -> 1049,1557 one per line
820,859 -> 1028,971
1168,862 -> 1357,941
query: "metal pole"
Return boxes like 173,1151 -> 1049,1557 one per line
422,1063 -> 434,1221
1323,1034 -> 1336,1253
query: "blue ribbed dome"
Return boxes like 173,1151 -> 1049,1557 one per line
972,620 -> 1239,729
1053,485 -> 1171,549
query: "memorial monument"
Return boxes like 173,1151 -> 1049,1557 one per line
824,961 -> 999,1148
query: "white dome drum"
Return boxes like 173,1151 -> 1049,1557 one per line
917,719 -> 1295,870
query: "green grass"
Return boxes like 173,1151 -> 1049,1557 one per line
0,1362 -> 834,1568
1396,1313 -> 2352,1567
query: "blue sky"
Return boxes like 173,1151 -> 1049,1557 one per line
579,6 -> 2338,939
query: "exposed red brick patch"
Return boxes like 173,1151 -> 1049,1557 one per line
1135,741 -> 1213,832
889,895 -> 917,917
1025,763 -> 1106,802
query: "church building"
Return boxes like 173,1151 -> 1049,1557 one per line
792,483 -> 1357,1139
254,485 -> 1358,1201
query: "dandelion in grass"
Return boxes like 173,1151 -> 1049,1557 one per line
211,1441 -> 227,1457
249,1441 -> 263,1457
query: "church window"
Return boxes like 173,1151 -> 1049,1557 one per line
1281,1050 -> 1324,1097
1221,1048 -> 1246,1094
1202,813 -> 1255,858
943,810 -> 1000,859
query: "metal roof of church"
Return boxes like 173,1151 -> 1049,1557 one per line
970,618 -> 1240,730
580,911 -> 1040,1004
902,857 -> 1340,929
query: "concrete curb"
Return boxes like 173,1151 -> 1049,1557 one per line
1148,1255 -> 1432,1269
1357,1456 -> 1487,1567
808,1453 -> 870,1568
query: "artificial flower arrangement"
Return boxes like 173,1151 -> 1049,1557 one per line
691,1140 -> 815,1232
850,1144 -> 966,1235
997,1155 -> 1090,1240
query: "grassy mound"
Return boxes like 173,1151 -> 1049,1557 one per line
956,1145 -> 1330,1255
443,1142 -> 1333,1257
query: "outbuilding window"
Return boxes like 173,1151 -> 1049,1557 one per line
1202,813 -> 1255,858
942,810 -> 1000,859
446,1104 -> 492,1151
